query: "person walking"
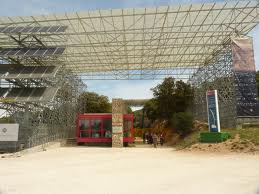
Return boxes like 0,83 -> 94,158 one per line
142,132 -> 146,144
149,132 -> 153,144
145,132 -> 149,144
160,133 -> 164,146
152,133 -> 158,148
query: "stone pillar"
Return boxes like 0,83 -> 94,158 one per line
112,98 -> 124,147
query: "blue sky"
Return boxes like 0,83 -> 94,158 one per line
0,0 -> 258,101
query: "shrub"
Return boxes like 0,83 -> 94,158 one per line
171,112 -> 193,136
134,128 -> 144,137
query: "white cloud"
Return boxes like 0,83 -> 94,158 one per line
86,80 -> 161,101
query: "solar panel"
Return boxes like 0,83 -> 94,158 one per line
6,88 -> 21,98
43,48 -> 56,55
32,66 -> 49,74
6,66 -> 24,78
39,26 -> 50,32
15,48 -> 29,55
6,48 -> 20,56
3,27 -> 15,33
0,65 -> 59,79
0,88 -> 8,97
54,47 -> 65,55
57,26 -> 68,32
29,88 -> 45,101
0,25 -> 68,33
45,66 -> 56,73
0,27 -> 6,32
34,48 -> 47,56
0,49 -> 11,56
13,26 -> 25,33
0,87 -> 59,102
0,47 -> 65,57
25,48 -> 37,56
18,88 -> 33,101
22,66 -> 36,74
0,66 -> 9,74
41,87 -> 59,101
30,26 -> 41,32
22,26 -> 34,33
49,26 -> 60,32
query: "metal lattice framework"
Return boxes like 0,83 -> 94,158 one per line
190,45 -> 237,127
0,1 -> 258,80
0,1 -> 258,151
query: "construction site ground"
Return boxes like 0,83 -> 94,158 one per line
0,145 -> 259,194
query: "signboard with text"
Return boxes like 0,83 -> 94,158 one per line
232,37 -> 259,116
0,124 -> 19,141
206,90 -> 221,132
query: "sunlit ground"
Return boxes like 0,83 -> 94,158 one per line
0,147 -> 259,194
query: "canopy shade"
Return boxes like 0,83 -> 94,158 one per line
0,1 -> 258,79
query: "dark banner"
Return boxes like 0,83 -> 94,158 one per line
232,37 -> 259,116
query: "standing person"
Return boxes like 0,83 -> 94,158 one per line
142,131 -> 146,144
149,132 -> 153,144
160,133 -> 164,146
153,133 -> 158,148
145,132 -> 149,144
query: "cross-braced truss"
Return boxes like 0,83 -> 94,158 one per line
0,1 -> 258,80
190,45 -> 237,128
0,1 -> 258,151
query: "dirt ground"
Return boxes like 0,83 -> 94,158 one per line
186,134 -> 259,154
0,146 -> 259,194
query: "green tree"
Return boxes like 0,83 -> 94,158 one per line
171,112 -> 193,136
174,80 -> 193,113
144,98 -> 159,122
126,106 -> 133,114
151,77 -> 176,120
77,92 -> 111,113
150,77 -> 193,121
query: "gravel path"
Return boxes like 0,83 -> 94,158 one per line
0,147 -> 259,194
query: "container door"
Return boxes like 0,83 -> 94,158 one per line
91,119 -> 101,138
79,119 -> 90,137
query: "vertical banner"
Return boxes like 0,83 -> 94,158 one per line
206,90 -> 221,132
232,37 -> 255,72
232,37 -> 259,116
112,98 -> 124,147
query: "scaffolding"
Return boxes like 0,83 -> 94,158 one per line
191,44 -> 237,128
0,24 -> 85,151
0,1 -> 257,79
0,1 -> 258,150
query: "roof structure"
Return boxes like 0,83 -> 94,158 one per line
0,1 -> 258,80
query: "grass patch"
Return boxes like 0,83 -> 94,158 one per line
223,128 -> 259,145
175,131 -> 200,150
174,128 -> 259,149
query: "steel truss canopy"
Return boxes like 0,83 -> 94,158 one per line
0,1 -> 258,80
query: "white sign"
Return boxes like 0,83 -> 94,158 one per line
112,126 -> 123,133
0,124 -> 19,141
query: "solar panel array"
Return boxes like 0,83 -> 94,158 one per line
0,25 -> 67,33
0,65 -> 60,79
0,47 -> 65,57
0,87 -> 59,102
